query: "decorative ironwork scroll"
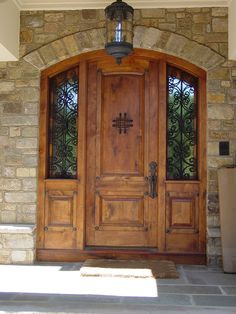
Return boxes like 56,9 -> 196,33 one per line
167,66 -> 198,180
112,112 -> 133,134
48,68 -> 78,179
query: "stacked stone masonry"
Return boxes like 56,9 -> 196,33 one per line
0,224 -> 35,264
0,7 -> 234,265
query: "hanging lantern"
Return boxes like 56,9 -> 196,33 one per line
105,0 -> 134,64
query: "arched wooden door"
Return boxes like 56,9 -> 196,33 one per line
37,50 -> 206,264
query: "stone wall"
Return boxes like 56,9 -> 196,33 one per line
20,8 -> 228,58
0,225 -> 35,264
0,7 -> 234,265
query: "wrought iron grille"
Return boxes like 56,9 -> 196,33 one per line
167,66 -> 198,180
112,112 -> 133,134
48,68 -> 78,179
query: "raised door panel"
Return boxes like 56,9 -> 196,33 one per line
46,191 -> 75,227
96,193 -> 145,230
165,183 -> 200,252
44,181 -> 77,249
100,74 -> 144,175
94,192 -> 149,246
167,192 -> 198,231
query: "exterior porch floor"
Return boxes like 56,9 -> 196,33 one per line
0,263 -> 236,313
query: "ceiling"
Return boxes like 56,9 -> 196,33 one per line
13,0 -> 231,10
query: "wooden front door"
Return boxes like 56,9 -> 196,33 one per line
37,50 -> 207,264
85,58 -> 158,247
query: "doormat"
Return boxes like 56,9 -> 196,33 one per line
80,259 -> 179,279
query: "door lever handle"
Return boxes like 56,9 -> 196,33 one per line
149,161 -> 157,199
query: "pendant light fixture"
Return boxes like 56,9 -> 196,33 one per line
105,0 -> 134,64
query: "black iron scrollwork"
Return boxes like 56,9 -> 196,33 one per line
112,112 -> 133,134
49,69 -> 78,179
149,161 -> 157,199
167,66 -> 197,180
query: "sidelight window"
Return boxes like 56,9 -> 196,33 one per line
48,68 -> 79,179
167,66 -> 198,180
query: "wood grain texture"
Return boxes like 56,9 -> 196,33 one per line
86,56 -> 157,247
38,49 -> 206,263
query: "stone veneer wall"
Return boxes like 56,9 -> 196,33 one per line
0,7 -> 234,265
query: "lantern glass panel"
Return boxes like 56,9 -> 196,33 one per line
106,20 -> 133,43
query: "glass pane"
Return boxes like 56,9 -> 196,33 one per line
48,68 -> 78,179
107,20 -> 133,43
167,66 -> 198,180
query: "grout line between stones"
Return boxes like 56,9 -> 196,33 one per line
181,267 -> 190,284
189,294 -> 196,306
219,285 -> 227,295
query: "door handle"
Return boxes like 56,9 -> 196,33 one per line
149,161 -> 157,199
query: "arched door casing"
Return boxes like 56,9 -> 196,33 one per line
37,49 -> 206,264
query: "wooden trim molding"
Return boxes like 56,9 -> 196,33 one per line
14,0 -> 230,10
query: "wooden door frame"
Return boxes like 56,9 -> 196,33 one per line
37,49 -> 207,264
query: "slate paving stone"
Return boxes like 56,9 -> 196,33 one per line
182,265 -> 222,272
120,294 -> 192,306
193,295 -> 236,307
185,271 -> 236,285
182,265 -> 209,271
158,285 -> 222,295
221,286 -> 236,295
156,276 -> 188,285
59,263 -> 82,271
51,294 -> 123,303
12,293 -> 51,301
0,296 -> 235,313
0,293 -> 16,301
0,301 -> 180,313
0,303 -> 236,314
150,308 -> 236,314
54,295 -> 182,305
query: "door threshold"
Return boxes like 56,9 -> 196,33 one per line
37,248 -> 206,264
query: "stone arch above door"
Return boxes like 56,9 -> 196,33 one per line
23,26 -> 224,71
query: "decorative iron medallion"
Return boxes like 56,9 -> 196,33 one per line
112,112 -> 133,134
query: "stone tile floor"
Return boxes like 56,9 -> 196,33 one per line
0,263 -> 235,313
